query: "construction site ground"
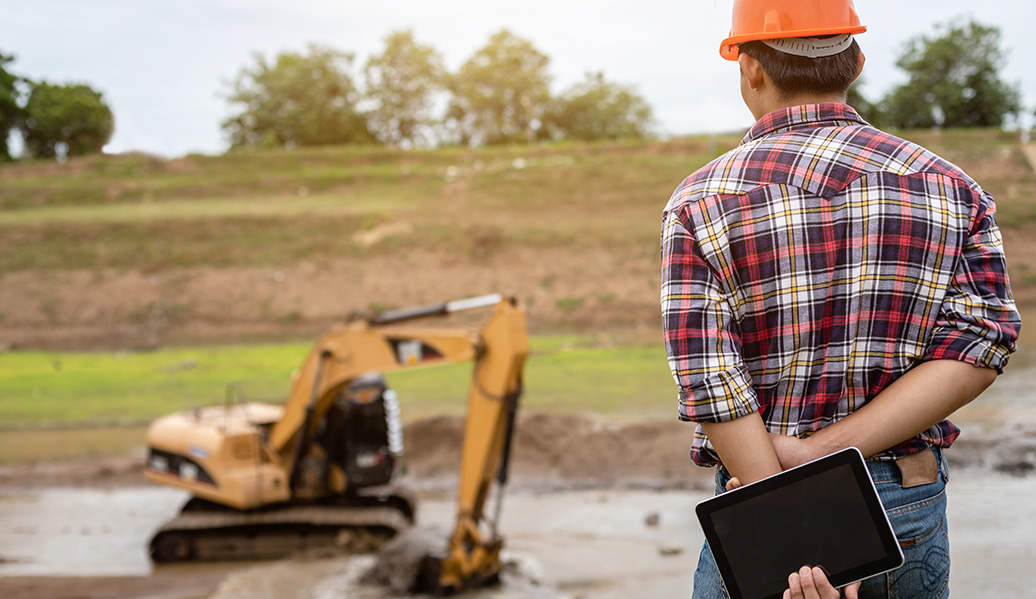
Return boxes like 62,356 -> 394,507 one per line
3,136 -> 1036,598
2,413 -> 1036,599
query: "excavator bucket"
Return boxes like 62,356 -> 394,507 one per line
363,528 -> 503,595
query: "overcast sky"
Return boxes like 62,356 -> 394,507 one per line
4,1 -> 1035,157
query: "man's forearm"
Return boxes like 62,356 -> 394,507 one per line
702,411 -> 783,484
805,359 -> 996,459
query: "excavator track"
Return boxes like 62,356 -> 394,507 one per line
150,489 -> 415,563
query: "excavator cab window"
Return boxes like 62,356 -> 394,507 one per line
317,373 -> 397,491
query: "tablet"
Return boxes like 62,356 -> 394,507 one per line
695,447 -> 903,599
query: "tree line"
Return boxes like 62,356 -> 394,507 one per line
1,18 -> 1033,162
221,29 -> 655,150
849,19 -> 1026,129
227,20 -> 1032,152
0,52 -> 114,161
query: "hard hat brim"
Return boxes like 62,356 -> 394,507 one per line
720,25 -> 867,60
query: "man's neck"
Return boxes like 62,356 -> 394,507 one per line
751,93 -> 847,121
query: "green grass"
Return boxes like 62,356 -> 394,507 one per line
0,335 -> 678,429
0,344 -> 307,426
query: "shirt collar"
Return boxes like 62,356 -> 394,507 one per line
742,103 -> 867,145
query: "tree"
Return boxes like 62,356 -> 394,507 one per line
544,72 -> 654,141
883,19 -> 1022,129
446,30 -> 552,145
222,44 -> 372,149
363,30 -> 445,147
20,82 -> 114,159
1,51 -> 22,161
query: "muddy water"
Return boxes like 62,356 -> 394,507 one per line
2,476 -> 1036,597
0,485 -> 702,592
0,487 -> 186,576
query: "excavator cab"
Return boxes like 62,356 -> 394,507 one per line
316,374 -> 402,490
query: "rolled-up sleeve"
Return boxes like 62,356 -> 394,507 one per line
661,207 -> 759,423
925,192 -> 1021,372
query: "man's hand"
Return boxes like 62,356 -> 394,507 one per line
785,566 -> 859,599
722,434 -> 819,491
769,433 -> 820,470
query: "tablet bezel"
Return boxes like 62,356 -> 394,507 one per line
695,447 -> 904,599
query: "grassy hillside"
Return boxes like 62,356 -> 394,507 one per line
0,131 -> 1033,352
0,131 -> 1033,432
2,131 -> 1032,270
0,140 -> 732,272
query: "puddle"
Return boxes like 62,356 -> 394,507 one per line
0,487 -> 187,576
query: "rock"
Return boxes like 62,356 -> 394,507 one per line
658,542 -> 684,556
994,461 -> 1035,477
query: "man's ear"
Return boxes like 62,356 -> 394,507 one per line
854,50 -> 866,83
738,53 -> 765,91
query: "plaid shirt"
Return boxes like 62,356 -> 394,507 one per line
661,104 -> 1020,466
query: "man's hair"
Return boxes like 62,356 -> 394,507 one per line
738,39 -> 860,100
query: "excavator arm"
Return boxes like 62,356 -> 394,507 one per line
273,294 -> 529,591
421,296 -> 527,593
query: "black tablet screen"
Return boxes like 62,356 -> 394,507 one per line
708,462 -> 887,598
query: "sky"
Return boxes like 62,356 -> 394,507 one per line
4,0 -> 1035,157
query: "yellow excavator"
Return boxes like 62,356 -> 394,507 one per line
144,294 -> 528,593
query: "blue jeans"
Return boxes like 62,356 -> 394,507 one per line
692,447 -> 951,599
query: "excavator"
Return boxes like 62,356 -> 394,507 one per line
144,294 -> 528,593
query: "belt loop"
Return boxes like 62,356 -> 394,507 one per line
932,445 -> 949,482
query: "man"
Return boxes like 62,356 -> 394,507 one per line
660,1 -> 1021,598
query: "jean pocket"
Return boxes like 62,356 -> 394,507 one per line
884,494 -> 950,599
885,487 -> 947,547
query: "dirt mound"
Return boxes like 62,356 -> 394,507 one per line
402,414 -> 1036,488
402,413 -> 711,491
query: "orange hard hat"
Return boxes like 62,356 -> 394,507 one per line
720,0 -> 867,61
